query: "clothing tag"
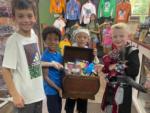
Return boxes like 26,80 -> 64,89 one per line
115,86 -> 124,105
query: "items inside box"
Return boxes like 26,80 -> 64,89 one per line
64,59 -> 99,76
64,46 -> 98,76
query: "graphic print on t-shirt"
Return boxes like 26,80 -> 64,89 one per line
104,1 -> 110,12
84,7 -> 92,18
118,9 -> 126,20
24,43 -> 41,79
56,0 -> 61,9
70,5 -> 75,15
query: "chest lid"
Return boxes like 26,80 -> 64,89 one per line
64,46 -> 94,63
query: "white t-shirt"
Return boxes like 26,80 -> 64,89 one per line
53,18 -> 66,32
80,2 -> 96,24
2,30 -> 45,104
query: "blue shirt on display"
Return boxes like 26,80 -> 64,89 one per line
65,0 -> 80,20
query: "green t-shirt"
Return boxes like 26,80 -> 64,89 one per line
98,0 -> 116,18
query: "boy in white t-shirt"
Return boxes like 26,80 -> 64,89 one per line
2,0 -> 45,113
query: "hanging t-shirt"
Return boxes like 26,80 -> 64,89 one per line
53,18 -> 66,35
49,0 -> 65,14
65,0 -> 81,20
98,0 -> 116,18
115,1 -> 131,23
80,2 -> 96,24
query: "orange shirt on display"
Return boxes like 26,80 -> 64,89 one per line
116,2 -> 131,23
49,0 -> 65,14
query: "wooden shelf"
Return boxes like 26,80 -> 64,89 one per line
131,39 -> 150,50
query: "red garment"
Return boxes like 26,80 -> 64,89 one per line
115,2 -> 131,23
101,49 -> 122,113
101,84 -> 118,113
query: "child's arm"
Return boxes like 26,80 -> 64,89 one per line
89,30 -> 99,34
42,68 -> 62,97
2,68 -> 24,108
41,61 -> 63,70
125,50 -> 140,79
93,48 -> 100,64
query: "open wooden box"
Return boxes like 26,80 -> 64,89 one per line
62,46 -> 100,99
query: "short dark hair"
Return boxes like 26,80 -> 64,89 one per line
42,26 -> 62,41
63,33 -> 71,40
12,0 -> 36,16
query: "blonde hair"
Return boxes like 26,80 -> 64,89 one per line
111,23 -> 131,43
111,23 -> 129,33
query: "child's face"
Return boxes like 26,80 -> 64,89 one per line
14,8 -> 36,34
75,32 -> 89,47
45,33 -> 59,52
63,36 -> 69,41
90,15 -> 96,21
112,28 -> 128,49
105,23 -> 111,28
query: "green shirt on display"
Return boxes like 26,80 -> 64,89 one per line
98,0 -> 116,18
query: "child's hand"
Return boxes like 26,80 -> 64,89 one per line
109,64 -> 116,71
57,87 -> 62,97
13,93 -> 24,108
95,64 -> 104,74
51,61 -> 63,70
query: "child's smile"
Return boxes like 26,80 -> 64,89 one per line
14,8 -> 36,36
45,34 -> 59,52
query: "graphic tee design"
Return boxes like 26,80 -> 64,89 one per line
118,9 -> 126,20
104,1 -> 110,12
116,2 -> 131,23
98,0 -> 116,18
24,43 -> 41,79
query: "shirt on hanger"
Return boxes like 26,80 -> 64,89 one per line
65,0 -> 81,20
53,18 -> 66,35
80,1 -> 96,24
98,0 -> 116,18
49,0 -> 65,14
115,1 -> 131,23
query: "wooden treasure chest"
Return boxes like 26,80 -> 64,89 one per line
62,46 -> 100,99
